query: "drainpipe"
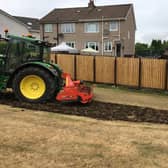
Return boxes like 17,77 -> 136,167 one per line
118,20 -> 122,56
57,23 -> 59,44
101,16 -> 104,56
119,20 -> 121,41
42,24 -> 45,41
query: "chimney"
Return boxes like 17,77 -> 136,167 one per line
88,0 -> 95,8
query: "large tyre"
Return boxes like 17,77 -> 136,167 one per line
12,67 -> 57,103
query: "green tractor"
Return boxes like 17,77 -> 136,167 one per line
0,33 -> 63,103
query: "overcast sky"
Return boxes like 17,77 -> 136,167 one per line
1,0 -> 168,44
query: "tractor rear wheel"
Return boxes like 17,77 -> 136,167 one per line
13,67 -> 57,103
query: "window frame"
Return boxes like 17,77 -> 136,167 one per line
109,21 -> 118,32
85,41 -> 99,51
66,41 -> 75,48
128,30 -> 130,40
104,41 -> 112,52
85,22 -> 99,33
44,24 -> 53,33
61,23 -> 75,33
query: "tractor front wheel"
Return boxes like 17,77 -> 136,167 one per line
13,67 -> 57,103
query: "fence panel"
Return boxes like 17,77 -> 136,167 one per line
141,59 -> 166,89
51,54 -> 168,90
57,54 -> 75,78
116,57 -> 140,87
76,55 -> 94,81
95,56 -> 115,83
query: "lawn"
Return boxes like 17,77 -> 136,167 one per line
0,105 -> 168,168
94,86 -> 168,110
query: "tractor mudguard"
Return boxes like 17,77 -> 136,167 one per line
7,62 -> 63,88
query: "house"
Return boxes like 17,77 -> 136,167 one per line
40,0 -> 136,56
0,9 -> 40,39
14,16 -> 40,39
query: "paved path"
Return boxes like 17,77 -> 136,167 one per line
94,87 -> 168,110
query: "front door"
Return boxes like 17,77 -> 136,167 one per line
116,43 -> 121,57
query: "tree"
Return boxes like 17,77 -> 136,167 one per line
162,40 -> 168,50
135,43 -> 150,57
135,40 -> 168,58
150,40 -> 163,57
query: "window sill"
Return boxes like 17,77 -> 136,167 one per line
104,51 -> 113,52
84,32 -> 99,33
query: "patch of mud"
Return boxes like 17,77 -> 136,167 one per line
0,93 -> 168,124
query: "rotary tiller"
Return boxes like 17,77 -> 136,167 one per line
56,73 -> 93,104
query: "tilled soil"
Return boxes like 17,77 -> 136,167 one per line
0,93 -> 168,124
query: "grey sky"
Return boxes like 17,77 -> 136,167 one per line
0,0 -> 168,44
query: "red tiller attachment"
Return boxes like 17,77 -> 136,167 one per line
56,73 -> 93,104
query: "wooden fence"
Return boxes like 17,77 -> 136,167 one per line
50,54 -> 168,90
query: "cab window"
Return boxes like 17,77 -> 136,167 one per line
43,47 -> 50,62
0,39 -> 8,56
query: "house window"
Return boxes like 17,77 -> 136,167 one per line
61,23 -> 75,33
85,42 -> 99,51
66,41 -> 75,48
128,31 -> 130,40
44,24 -> 53,33
85,22 -> 99,33
104,41 -> 112,52
109,21 -> 118,31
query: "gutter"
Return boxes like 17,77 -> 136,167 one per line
78,17 -> 126,22
40,17 -> 126,24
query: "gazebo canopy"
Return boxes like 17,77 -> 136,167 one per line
81,47 -> 98,54
51,42 -> 79,54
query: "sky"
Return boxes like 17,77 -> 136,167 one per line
0,0 -> 168,44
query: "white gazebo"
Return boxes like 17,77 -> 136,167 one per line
51,42 -> 79,54
81,47 -> 98,55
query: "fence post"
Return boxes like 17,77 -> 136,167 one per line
165,60 -> 168,90
55,54 -> 57,64
114,57 -> 117,86
138,58 -> 142,89
74,55 -> 77,80
93,56 -> 96,83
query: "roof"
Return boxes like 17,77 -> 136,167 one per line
0,9 -> 26,26
0,9 -> 39,31
40,4 -> 132,23
14,16 -> 40,31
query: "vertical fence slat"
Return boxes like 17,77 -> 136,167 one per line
50,53 -> 57,64
116,57 -> 140,87
93,56 -> 96,82
166,60 -> 168,90
95,56 -> 115,83
57,54 -> 75,79
76,55 -> 94,82
141,58 -> 166,89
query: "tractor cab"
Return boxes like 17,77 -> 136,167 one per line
0,34 -> 51,74
0,38 -> 8,72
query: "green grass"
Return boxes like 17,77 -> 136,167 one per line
93,83 -> 168,97
132,141 -> 168,157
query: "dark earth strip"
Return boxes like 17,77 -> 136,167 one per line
0,93 -> 168,124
